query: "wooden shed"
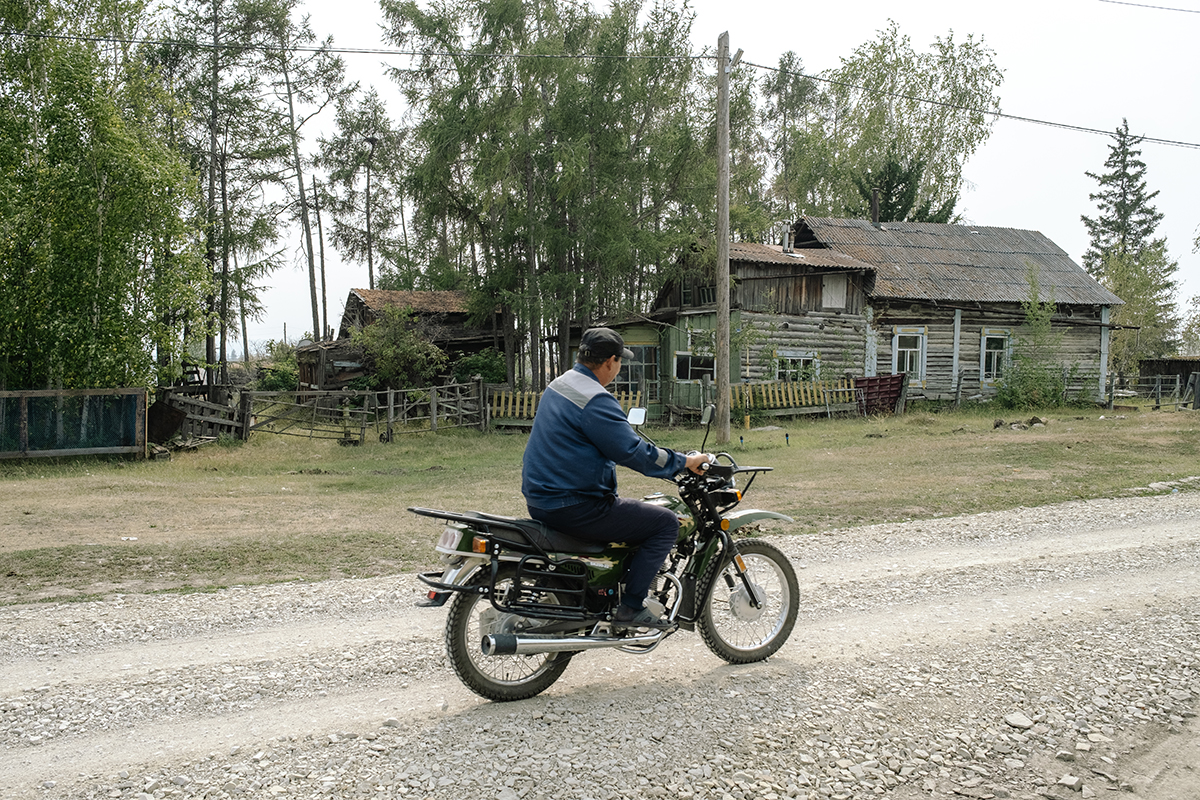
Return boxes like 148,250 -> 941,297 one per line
294,288 -> 504,391
337,289 -> 500,354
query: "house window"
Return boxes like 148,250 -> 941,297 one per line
891,327 -> 926,382
681,283 -> 716,307
775,350 -> 820,381
612,345 -> 660,401
675,328 -> 715,382
822,273 -> 847,309
980,329 -> 1010,384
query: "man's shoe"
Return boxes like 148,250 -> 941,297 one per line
612,604 -> 673,630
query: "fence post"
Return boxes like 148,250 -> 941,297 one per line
387,388 -> 395,441
476,378 -> 488,432
361,394 -> 370,444
1154,375 -> 1162,411
430,386 -> 438,432
239,392 -> 253,440
19,395 -> 28,454
1106,373 -> 1115,410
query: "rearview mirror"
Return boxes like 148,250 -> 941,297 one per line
700,404 -> 715,425
626,407 -> 647,427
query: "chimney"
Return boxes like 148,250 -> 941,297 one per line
871,188 -> 881,227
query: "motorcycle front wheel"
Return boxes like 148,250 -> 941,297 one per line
444,568 -> 573,702
696,539 -> 798,663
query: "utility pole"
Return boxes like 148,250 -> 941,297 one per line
715,32 -> 736,444
365,136 -> 378,291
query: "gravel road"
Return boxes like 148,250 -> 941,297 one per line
3,487 -> 1199,800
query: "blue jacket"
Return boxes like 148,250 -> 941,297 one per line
522,364 -> 687,510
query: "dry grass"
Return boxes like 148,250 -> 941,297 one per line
1,407 -> 1197,604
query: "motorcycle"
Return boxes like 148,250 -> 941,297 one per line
411,405 -> 798,701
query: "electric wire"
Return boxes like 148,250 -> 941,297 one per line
1098,0 -> 1200,12
744,59 -> 1200,151
2,27 -> 1197,150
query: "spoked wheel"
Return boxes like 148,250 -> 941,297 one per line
444,569 -> 573,701
697,539 -> 798,663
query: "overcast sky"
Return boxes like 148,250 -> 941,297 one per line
249,0 -> 1200,347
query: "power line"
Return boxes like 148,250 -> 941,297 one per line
5,27 -> 1198,150
1098,0 -> 1200,12
745,59 -> 1200,151
0,29 -> 707,61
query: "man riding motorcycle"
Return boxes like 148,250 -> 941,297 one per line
521,327 -> 711,629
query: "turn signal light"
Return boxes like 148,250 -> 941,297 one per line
720,519 -> 730,531
472,536 -> 489,553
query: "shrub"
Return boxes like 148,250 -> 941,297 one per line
452,348 -> 507,384
350,307 -> 447,388
995,265 -> 1071,410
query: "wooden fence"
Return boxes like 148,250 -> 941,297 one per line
242,381 -> 488,443
159,391 -> 242,439
730,379 -> 859,417
489,387 -> 642,424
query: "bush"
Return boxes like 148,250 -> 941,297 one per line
995,265 -> 1072,411
256,366 -> 297,392
252,338 -> 299,391
350,307 -> 447,389
452,348 -> 507,384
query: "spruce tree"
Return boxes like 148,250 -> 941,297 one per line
1081,119 -> 1164,275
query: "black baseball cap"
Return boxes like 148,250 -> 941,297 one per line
579,327 -> 634,360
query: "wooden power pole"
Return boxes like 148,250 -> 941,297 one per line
715,32 -> 733,444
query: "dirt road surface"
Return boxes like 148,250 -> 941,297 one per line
2,490 -> 1198,799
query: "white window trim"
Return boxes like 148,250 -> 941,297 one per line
891,326 -> 927,386
979,328 -> 1011,386
775,349 -> 821,381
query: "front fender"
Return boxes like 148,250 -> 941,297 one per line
723,508 -> 793,531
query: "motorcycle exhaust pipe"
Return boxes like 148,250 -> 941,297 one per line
481,630 -> 663,656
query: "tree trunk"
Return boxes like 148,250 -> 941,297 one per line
204,0 -> 220,394
313,176 -> 328,340
282,57 -> 320,340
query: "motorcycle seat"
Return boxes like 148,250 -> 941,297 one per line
463,511 -> 609,555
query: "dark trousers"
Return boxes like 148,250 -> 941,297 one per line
528,496 -> 679,609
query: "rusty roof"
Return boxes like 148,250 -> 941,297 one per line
795,217 -> 1123,306
350,288 -> 471,314
729,241 -> 876,272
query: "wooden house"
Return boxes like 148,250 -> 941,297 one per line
297,289 -> 501,390
792,217 -> 1123,401
641,216 -> 1122,411
646,241 -> 877,413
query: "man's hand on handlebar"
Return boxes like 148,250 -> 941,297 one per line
684,452 -> 716,475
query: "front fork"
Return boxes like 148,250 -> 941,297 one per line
713,530 -> 763,610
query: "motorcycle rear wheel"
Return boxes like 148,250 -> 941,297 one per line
444,568 -> 574,701
696,539 -> 798,663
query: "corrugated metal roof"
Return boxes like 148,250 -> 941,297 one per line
796,217 -> 1123,306
729,241 -> 876,272
351,289 -> 471,314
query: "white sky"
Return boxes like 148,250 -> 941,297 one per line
249,0 -> 1200,348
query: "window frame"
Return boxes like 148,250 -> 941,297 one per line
674,327 -> 716,383
775,349 -> 821,382
980,328 -> 1011,386
611,344 -> 660,401
822,273 -> 848,309
891,326 -> 927,385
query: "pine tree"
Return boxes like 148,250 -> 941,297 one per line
1081,119 -> 1164,275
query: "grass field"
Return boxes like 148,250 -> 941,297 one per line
1,404 -> 1197,605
